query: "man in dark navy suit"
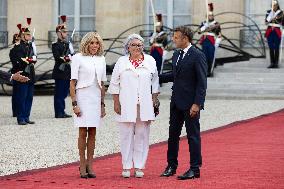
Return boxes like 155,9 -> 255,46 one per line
160,26 -> 207,180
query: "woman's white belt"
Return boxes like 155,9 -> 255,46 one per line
268,23 -> 281,28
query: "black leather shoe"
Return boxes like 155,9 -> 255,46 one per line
55,114 -> 72,118
177,169 -> 200,180
63,113 -> 72,118
160,166 -> 176,177
18,121 -> 27,125
267,64 -> 274,68
26,120 -> 35,124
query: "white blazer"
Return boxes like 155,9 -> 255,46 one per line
108,54 -> 159,122
71,53 -> 107,89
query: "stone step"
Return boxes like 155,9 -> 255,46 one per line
159,57 -> 284,99
207,82 -> 284,90
207,88 -> 284,95
221,60 -> 284,68
205,93 -> 284,100
207,77 -> 284,83
215,66 -> 284,73
207,81 -> 284,88
214,72 -> 284,78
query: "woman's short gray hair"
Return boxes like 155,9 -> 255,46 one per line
124,33 -> 144,55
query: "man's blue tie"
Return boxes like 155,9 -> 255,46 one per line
176,50 -> 184,67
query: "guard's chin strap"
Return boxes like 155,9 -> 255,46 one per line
23,35 -> 29,43
59,31 -> 64,41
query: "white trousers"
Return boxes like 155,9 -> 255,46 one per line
118,117 -> 150,169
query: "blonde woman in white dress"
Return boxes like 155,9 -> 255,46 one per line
108,34 -> 159,178
70,32 -> 107,178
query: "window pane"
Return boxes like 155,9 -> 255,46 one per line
80,0 -> 95,15
149,0 -> 167,14
0,18 -> 7,31
59,0 -> 75,15
173,16 -> 191,27
80,17 -> 95,31
0,0 -> 7,16
173,0 -> 191,14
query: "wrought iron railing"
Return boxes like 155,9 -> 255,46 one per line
239,29 -> 267,48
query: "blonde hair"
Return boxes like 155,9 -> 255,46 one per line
79,32 -> 104,56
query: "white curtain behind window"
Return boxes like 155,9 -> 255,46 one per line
173,0 -> 191,27
148,0 -> 168,26
147,0 -> 191,28
80,0 -> 95,31
0,0 -> 7,31
59,0 -> 75,30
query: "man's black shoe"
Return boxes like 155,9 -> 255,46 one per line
63,113 -> 72,118
26,120 -> 35,124
177,169 -> 200,180
267,64 -> 274,68
160,166 -> 176,177
55,114 -> 72,118
18,121 -> 27,125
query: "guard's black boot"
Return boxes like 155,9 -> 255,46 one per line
274,49 -> 280,68
268,49 -> 275,68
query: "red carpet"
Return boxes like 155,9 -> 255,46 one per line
1,109 -> 284,189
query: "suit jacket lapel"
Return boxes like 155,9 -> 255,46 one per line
176,47 -> 193,74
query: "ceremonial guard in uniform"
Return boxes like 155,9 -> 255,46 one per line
150,14 -> 168,74
9,27 -> 21,117
52,15 -> 74,118
199,3 -> 221,77
265,0 -> 284,68
12,18 -> 37,125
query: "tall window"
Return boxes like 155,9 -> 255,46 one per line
80,0 -> 96,31
146,0 -> 192,29
173,0 -> 192,27
59,0 -> 75,30
0,0 -> 7,31
245,0 -> 284,29
58,0 -> 95,31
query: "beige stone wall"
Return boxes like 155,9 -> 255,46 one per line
95,0 -> 146,64
7,0 -> 54,44
95,0 -> 145,39
6,0 -> 248,46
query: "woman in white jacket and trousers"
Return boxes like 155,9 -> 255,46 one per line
108,34 -> 159,178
